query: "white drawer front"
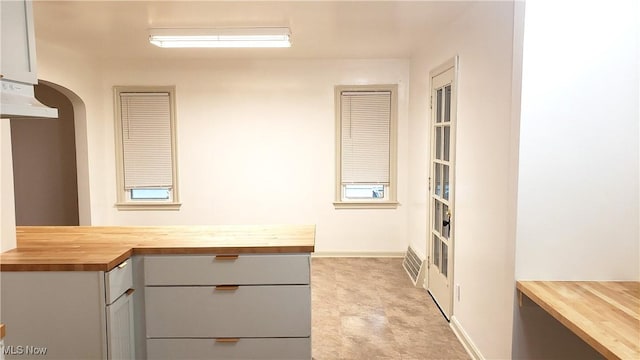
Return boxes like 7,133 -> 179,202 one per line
144,254 -> 309,285
145,285 -> 311,338
105,258 -> 133,304
147,338 -> 311,360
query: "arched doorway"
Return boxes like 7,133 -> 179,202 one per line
10,80 -> 89,225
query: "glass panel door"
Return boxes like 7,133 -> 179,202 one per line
427,61 -> 456,320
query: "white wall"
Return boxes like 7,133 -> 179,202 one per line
407,2 -> 520,358
512,0 -> 639,358
515,0 -> 639,281
37,53 -> 411,254
406,53 -> 430,259
1,120 -> 17,251
36,40 -> 103,225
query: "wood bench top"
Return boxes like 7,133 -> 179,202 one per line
517,281 -> 640,360
1,225 -> 316,271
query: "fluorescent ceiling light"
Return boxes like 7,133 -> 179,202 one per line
149,28 -> 291,48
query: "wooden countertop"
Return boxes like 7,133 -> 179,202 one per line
0,225 -> 315,272
517,281 -> 640,360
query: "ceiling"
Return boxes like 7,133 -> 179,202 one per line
33,1 -> 473,60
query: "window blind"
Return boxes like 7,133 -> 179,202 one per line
120,92 -> 173,189
341,91 -> 391,184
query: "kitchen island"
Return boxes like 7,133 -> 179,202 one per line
0,225 -> 315,360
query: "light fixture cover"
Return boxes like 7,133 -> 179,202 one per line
149,27 -> 291,48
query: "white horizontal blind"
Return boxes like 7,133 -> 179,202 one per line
341,91 -> 391,184
120,92 -> 173,189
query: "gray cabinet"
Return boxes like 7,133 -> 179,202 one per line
146,285 -> 310,338
0,253 -> 312,359
147,338 -> 311,360
107,289 -> 135,360
144,253 -> 310,285
0,259 -> 135,360
144,254 -> 312,359
0,0 -> 37,84
106,260 -> 136,360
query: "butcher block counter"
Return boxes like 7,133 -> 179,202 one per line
517,281 -> 640,360
1,225 -> 315,360
0,225 -> 315,271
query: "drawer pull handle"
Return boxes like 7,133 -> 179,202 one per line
117,261 -> 128,269
215,285 -> 239,291
215,255 -> 239,261
215,338 -> 240,343
125,288 -> 135,296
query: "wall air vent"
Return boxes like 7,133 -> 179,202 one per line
402,246 -> 426,287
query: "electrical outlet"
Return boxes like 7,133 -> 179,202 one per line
456,284 -> 461,301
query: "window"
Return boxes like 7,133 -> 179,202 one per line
334,84 -> 398,209
114,86 -> 180,210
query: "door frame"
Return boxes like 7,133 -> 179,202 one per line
425,56 -> 458,320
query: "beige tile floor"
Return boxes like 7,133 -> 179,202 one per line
311,257 -> 470,360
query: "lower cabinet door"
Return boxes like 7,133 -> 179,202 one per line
106,291 -> 135,360
146,285 -> 311,338
146,338 -> 311,360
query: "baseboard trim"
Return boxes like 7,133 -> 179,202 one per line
450,315 -> 484,360
312,251 -> 404,258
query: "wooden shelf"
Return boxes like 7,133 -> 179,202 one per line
517,281 -> 640,360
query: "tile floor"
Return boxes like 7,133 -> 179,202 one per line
311,257 -> 470,360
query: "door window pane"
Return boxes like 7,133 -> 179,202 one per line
444,126 -> 450,162
444,85 -> 451,123
435,164 -> 442,197
435,127 -> 442,160
442,203 -> 450,239
434,201 -> 442,235
442,242 -> 448,277
436,89 -> 442,123
443,165 -> 449,200
433,234 -> 440,269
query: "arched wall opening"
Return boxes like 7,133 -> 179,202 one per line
10,80 -> 91,225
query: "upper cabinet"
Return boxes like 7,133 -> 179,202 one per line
0,0 -> 57,119
0,0 -> 38,85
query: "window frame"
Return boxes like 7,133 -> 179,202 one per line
113,86 -> 180,210
334,84 -> 399,209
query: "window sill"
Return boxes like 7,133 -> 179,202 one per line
115,202 -> 182,211
333,201 -> 399,209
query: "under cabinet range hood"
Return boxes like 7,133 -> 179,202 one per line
1,0 -> 58,119
0,79 -> 58,119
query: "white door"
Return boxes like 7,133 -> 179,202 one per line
426,58 -> 457,320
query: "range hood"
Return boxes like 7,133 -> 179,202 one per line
1,79 -> 58,119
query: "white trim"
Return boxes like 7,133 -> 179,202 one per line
450,316 -> 484,360
334,84 -> 398,207
113,86 -> 180,210
312,251 -> 404,258
333,201 -> 399,209
115,202 -> 181,211
430,57 -> 457,79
